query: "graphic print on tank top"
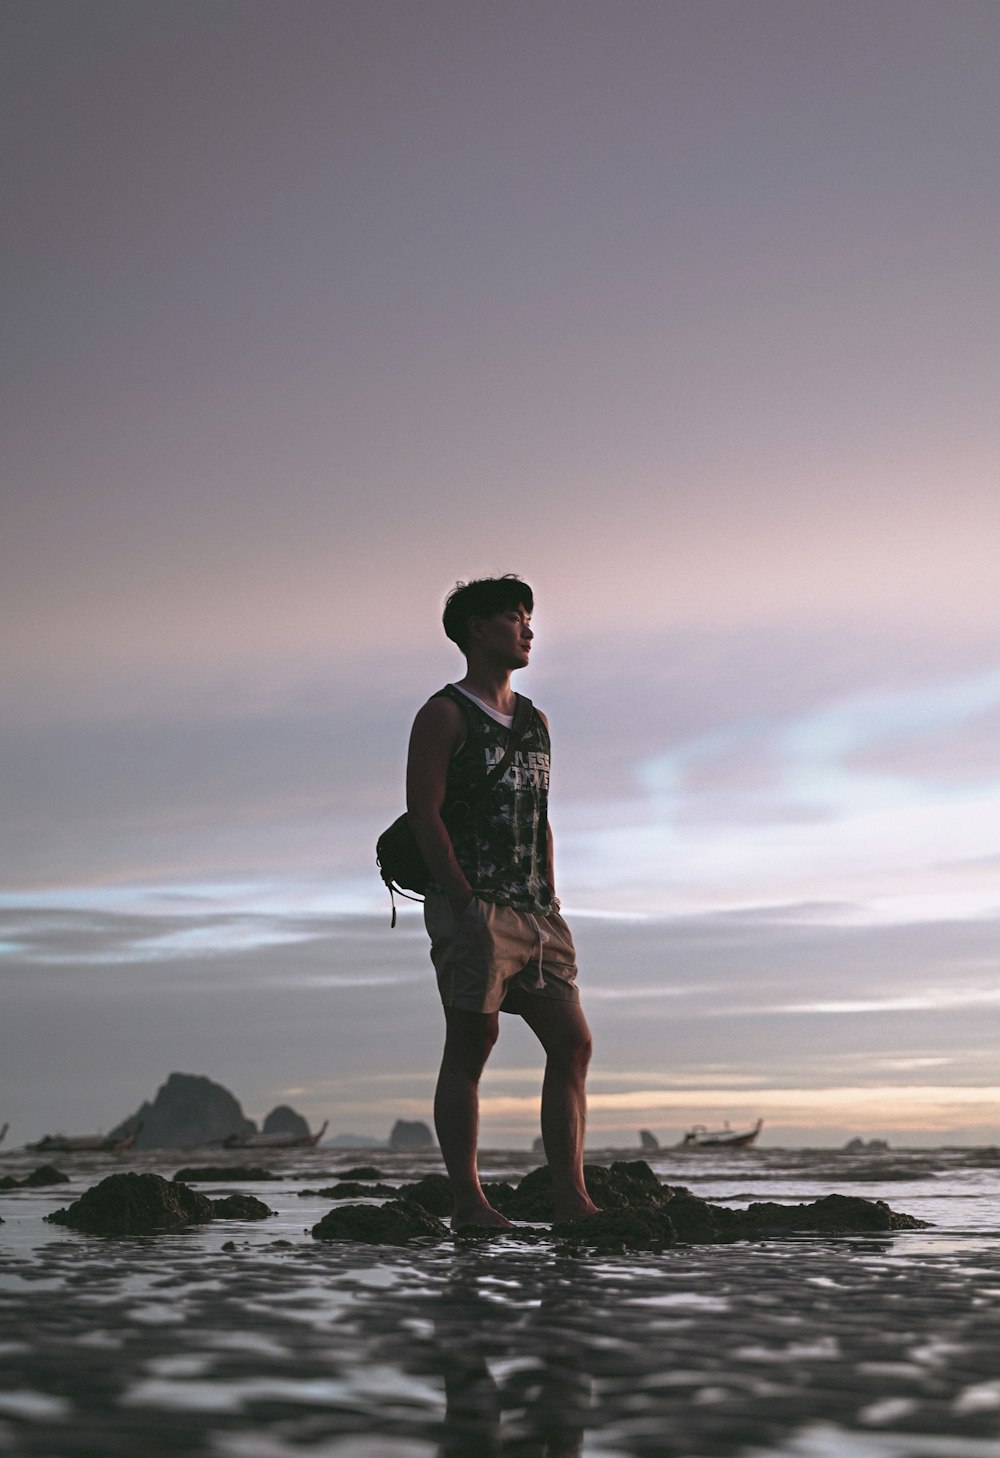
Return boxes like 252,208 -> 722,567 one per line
434,684 -> 554,913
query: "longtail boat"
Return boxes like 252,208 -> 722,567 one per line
678,1118 -> 763,1150
222,1119 -> 328,1150
25,1125 -> 141,1155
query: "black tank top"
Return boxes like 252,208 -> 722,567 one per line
434,684 -> 555,913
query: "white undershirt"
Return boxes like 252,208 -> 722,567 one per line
450,683 -> 514,729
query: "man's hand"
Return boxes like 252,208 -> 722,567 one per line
448,891 -> 475,920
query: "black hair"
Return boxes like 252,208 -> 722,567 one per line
442,575 -> 534,652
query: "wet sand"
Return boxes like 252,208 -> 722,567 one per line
3,1148 -> 1000,1456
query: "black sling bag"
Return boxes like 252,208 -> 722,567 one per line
376,692 -> 534,926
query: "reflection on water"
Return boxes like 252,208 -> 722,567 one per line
3,1142 -> 1000,1454
429,1256 -> 593,1458
3,1232 -> 1000,1455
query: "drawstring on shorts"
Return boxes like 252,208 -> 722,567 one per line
526,913 -> 548,989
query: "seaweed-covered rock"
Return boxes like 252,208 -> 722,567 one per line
550,1190 -> 925,1249
661,1190 -> 928,1242
661,1194 -> 729,1242
0,1165 -> 69,1190
553,1207 -> 676,1251
338,1165 -> 384,1181
210,1194 -> 274,1220
174,1166 -> 278,1183
503,1159 -> 676,1220
398,1173 -> 452,1216
586,1160 -> 678,1210
312,1198 -> 448,1245
47,1173 -> 214,1233
481,1179 -> 518,1211
306,1181 -> 399,1200
734,1193 -> 927,1236
501,1165 -> 557,1219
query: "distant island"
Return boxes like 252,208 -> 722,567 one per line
93,1071 -> 423,1151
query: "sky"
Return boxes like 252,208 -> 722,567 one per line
3,0 -> 1000,1150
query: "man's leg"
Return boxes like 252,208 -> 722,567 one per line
517,998 -> 599,1222
434,1007 -> 512,1228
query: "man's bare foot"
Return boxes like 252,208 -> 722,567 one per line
451,1202 -> 514,1231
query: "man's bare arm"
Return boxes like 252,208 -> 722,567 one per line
406,696 -> 473,917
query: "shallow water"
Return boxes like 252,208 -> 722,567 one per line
2,1143 -> 1000,1456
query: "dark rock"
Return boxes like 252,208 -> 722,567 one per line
586,1160 -> 675,1210
398,1173 -> 452,1215
24,1164 -> 71,1187
307,1181 -> 398,1199
659,1191 -> 927,1242
109,1073 -> 256,1151
47,1173 -> 214,1234
501,1164 -> 558,1219
210,1194 -> 274,1220
553,1208 -> 676,1251
661,1194 -> 730,1242
502,1159 -> 675,1220
339,1166 -> 384,1180
262,1105 -> 310,1139
548,1191 -> 920,1250
0,1164 -> 70,1190
481,1179 -> 518,1211
388,1119 -> 434,1150
174,1166 -> 278,1183
312,1198 -> 448,1245
299,1152 -> 927,1250
491,1161 -> 923,1244
639,1129 -> 660,1151
735,1193 -> 927,1235
532,1135 -> 545,1153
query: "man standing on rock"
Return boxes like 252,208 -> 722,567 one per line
406,575 -> 599,1229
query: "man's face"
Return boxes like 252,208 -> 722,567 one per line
472,604 -> 533,668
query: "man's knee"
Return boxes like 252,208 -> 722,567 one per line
442,1011 -> 499,1076
571,1025 -> 593,1071
547,1020 -> 592,1074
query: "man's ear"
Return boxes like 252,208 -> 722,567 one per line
467,614 -> 485,642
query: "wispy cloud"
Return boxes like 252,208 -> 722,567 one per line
558,664 -> 1000,920
770,989 -> 1000,1016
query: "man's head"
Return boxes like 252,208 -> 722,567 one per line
442,575 -> 534,654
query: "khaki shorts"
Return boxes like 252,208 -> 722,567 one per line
424,892 -> 580,1014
